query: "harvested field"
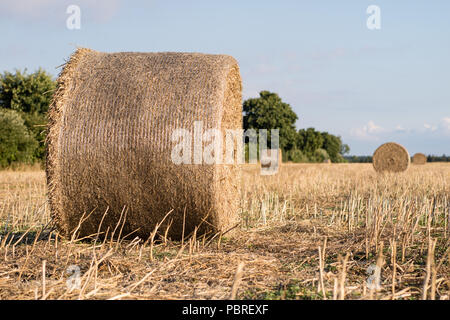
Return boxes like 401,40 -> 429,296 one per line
0,163 -> 449,300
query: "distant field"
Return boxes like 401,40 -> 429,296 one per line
0,163 -> 449,299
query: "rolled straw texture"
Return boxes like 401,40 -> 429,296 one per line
412,153 -> 427,165
372,142 -> 410,173
260,148 -> 282,169
46,48 -> 242,239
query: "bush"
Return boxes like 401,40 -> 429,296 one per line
0,69 -> 55,114
0,69 -> 55,161
0,109 -> 38,167
286,149 -> 308,163
313,148 -> 329,162
20,111 -> 47,159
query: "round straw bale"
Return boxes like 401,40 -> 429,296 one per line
372,142 -> 410,173
412,153 -> 427,165
47,48 -> 242,240
260,148 -> 282,169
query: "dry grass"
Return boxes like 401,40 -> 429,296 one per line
0,163 -> 449,300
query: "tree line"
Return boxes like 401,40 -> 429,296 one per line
345,155 -> 450,163
243,91 -> 349,163
0,70 -> 351,167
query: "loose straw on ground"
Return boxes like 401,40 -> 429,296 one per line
338,253 -> 350,300
230,262 -> 245,300
422,238 -> 437,300
318,237 -> 327,299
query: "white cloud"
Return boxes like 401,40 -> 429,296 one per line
440,117 -> 450,134
351,117 -> 450,142
347,118 -> 449,155
423,123 -> 438,132
366,120 -> 384,133
423,117 -> 450,135
350,120 -> 385,141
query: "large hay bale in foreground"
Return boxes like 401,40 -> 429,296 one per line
372,142 -> 410,173
47,48 -> 242,239
412,153 -> 427,165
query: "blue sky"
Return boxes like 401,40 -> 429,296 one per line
1,0 -> 449,155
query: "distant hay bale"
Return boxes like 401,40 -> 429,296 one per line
260,148 -> 282,169
323,159 -> 331,164
372,142 -> 410,173
412,153 -> 427,165
46,48 -> 242,240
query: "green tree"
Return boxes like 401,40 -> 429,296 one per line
0,109 -> 38,167
297,128 -> 324,157
321,132 -> 349,163
313,148 -> 329,162
242,90 -> 351,163
286,148 -> 308,163
0,69 -> 56,159
297,128 -> 349,163
243,91 -> 298,151
321,132 -> 339,161
340,143 -> 350,156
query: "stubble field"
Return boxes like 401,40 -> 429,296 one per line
0,163 -> 448,300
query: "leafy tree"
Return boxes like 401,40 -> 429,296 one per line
296,128 -> 349,163
313,148 -> 329,162
0,69 -> 56,159
0,109 -> 37,167
0,68 -> 55,113
340,143 -> 350,156
285,148 -> 308,163
297,128 -> 324,157
242,91 -> 350,163
243,91 -> 298,151
321,132 -> 349,163
321,132 -> 339,162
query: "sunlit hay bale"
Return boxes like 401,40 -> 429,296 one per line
372,142 -> 410,173
46,48 -> 242,240
412,153 -> 427,165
